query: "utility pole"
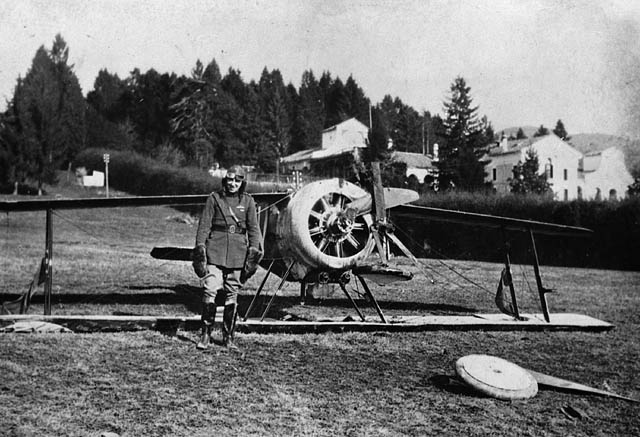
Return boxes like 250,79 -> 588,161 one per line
103,153 -> 110,198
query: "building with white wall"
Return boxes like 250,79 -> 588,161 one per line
579,147 -> 633,200
280,118 -> 369,179
485,134 -> 633,200
281,118 -> 438,182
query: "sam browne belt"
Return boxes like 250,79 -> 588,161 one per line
212,224 -> 246,234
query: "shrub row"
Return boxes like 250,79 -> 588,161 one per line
75,148 -> 217,196
393,191 -> 640,271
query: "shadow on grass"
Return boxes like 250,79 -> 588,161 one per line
429,374 -> 484,398
0,284 -> 204,313
0,286 -> 478,321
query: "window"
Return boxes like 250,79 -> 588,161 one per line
492,168 -> 497,181
545,161 -> 554,179
563,169 -> 568,180
609,189 -> 617,201
577,186 -> 582,200
564,189 -> 568,201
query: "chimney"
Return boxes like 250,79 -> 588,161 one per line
500,134 -> 509,152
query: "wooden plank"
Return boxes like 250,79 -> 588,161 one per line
0,313 -> 613,334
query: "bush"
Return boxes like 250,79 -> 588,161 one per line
74,148 -> 219,196
392,191 -> 640,270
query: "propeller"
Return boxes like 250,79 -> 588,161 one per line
366,161 -> 426,269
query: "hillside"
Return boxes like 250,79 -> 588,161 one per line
498,125 -> 538,139
569,133 -> 640,176
568,133 -> 630,153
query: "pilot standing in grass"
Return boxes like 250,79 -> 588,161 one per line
193,165 -> 262,350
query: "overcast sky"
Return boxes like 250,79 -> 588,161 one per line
2,0 -> 640,137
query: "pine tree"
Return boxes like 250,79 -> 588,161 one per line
533,125 -> 549,137
509,148 -> 552,195
170,61 -> 217,167
256,68 -> 293,173
553,119 -> 569,140
437,76 -> 488,190
123,68 -> 176,153
516,127 -> 527,139
290,70 -> 324,152
343,75 -> 370,126
325,77 -> 349,127
11,35 -> 86,193
86,69 -> 127,122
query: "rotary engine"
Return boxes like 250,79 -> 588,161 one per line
273,178 -> 376,281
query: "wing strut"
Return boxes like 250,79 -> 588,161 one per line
44,208 -> 53,315
259,260 -> 296,322
356,275 -> 388,324
529,228 -> 552,322
243,259 -> 275,321
495,228 -> 525,321
339,282 -> 366,322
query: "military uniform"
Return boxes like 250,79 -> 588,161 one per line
194,166 -> 261,350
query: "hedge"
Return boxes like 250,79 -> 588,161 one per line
393,191 -> 640,271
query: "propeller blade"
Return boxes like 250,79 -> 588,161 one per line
371,161 -> 386,222
349,188 -> 419,216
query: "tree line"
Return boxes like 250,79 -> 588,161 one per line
2,34 -> 555,194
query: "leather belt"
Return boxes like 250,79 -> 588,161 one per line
212,224 -> 246,234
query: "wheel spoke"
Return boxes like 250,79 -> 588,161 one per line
352,222 -> 365,231
317,238 -> 329,252
309,210 -> 323,221
309,225 -> 323,237
335,241 -> 343,257
319,196 -> 331,211
345,234 -> 361,250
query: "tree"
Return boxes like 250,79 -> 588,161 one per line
516,127 -> 527,139
170,61 -> 218,167
553,119 -> 569,140
628,177 -> 640,197
343,75 -> 370,126
221,67 -> 263,165
124,68 -> 175,152
533,124 -> 549,137
325,77 -> 349,127
509,148 -> 552,195
0,96 -> 38,191
290,70 -> 324,152
256,68 -> 293,173
437,76 -> 488,190
10,35 -> 86,193
86,69 -> 127,122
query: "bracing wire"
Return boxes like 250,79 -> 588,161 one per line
257,191 -> 294,215
391,222 -> 496,298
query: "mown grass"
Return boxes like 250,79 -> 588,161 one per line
0,183 -> 639,436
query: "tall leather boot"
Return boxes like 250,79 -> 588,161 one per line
196,303 -> 216,350
222,303 -> 239,350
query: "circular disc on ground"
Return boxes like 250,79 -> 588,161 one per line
455,354 -> 538,400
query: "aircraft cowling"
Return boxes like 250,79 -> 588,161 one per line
273,178 -> 376,281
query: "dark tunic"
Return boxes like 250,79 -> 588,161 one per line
195,190 -> 261,269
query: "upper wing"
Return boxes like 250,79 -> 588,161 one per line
390,204 -> 592,237
0,193 -> 289,212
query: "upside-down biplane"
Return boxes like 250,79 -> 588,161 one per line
0,162 -> 592,324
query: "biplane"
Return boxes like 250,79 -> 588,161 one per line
0,162 -> 593,326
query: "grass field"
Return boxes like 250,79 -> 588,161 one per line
0,183 -> 639,436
